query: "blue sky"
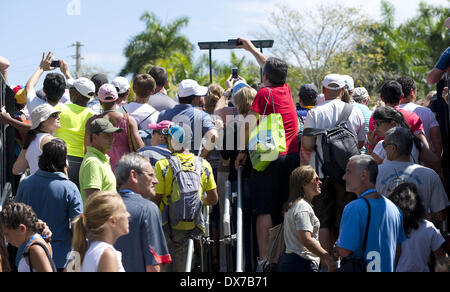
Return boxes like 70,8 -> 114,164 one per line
1,0 -> 445,87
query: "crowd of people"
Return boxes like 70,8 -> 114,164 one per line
0,31 -> 449,273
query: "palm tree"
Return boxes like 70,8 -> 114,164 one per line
120,12 -> 193,77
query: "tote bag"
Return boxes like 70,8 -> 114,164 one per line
248,88 -> 286,172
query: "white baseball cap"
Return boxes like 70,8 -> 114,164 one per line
111,77 -> 130,94
342,75 -> 355,91
72,77 -> 96,99
322,74 -> 345,90
177,79 -> 208,98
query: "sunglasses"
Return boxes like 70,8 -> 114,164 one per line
153,128 -> 170,135
49,112 -> 60,119
311,176 -> 320,184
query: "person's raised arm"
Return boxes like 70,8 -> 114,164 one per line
25,52 -> 55,93
0,56 -> 11,84
427,68 -> 446,85
59,59 -> 74,81
237,38 -> 267,69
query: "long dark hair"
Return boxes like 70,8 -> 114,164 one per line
23,127 -> 45,150
388,182 -> 426,237
282,166 -> 316,213
373,106 -> 422,150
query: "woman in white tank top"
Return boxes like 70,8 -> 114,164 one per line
71,191 -> 130,272
13,104 -> 61,175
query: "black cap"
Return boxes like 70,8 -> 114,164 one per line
91,73 -> 109,95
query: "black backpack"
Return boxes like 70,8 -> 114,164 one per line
303,104 -> 360,181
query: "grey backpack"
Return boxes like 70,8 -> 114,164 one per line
166,155 -> 204,229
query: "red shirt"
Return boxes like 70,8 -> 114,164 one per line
368,106 -> 425,148
250,84 -> 299,155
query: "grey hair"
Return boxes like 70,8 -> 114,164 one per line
115,153 -> 149,187
384,127 -> 413,157
349,154 -> 379,185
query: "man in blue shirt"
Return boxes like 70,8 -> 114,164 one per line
114,153 -> 171,272
158,79 -> 218,158
15,139 -> 83,271
337,155 -> 406,272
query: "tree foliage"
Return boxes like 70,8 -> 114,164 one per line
120,12 -> 193,77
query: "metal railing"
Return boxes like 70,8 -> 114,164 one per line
0,72 -> 15,196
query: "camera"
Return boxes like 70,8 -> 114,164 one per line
228,39 -> 243,48
232,68 -> 239,79
51,60 -> 60,68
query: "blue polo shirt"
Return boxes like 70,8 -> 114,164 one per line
158,104 -> 216,153
114,190 -> 171,272
337,196 -> 406,272
15,170 -> 83,269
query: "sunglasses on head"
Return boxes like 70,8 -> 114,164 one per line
154,128 -> 170,135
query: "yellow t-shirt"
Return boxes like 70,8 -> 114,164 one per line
55,103 -> 94,158
154,153 -> 217,230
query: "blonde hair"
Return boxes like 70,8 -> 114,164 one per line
72,191 -> 124,264
232,87 -> 257,115
205,83 -> 224,113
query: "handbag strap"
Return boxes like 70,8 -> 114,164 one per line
361,197 -> 371,254
262,88 -> 276,117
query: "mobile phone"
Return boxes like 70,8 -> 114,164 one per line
51,60 -> 60,68
228,39 -> 242,48
232,67 -> 239,79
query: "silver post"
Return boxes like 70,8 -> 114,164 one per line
236,166 -> 244,272
185,238 -> 194,272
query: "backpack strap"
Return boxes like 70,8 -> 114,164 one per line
303,104 -> 354,137
335,104 -> 354,127
138,110 -> 158,129
23,242 -> 57,272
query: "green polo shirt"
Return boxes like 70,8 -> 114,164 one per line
79,146 -> 116,203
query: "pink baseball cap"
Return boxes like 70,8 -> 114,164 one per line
98,83 -> 119,102
148,120 -> 174,133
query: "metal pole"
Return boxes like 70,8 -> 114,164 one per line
209,49 -> 213,85
185,238 -> 194,272
236,166 -> 244,272
260,47 -> 264,83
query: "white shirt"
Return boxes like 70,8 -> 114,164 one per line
26,88 -> 71,114
283,199 -> 321,268
400,103 -> 439,151
304,99 -> 366,177
119,102 -> 159,130
373,140 -> 420,164
396,220 -> 445,272
25,132 -> 51,175
81,241 -> 125,272
376,161 -> 449,214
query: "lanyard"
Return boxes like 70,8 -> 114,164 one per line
119,190 -> 133,195
360,189 -> 377,198
16,233 -> 42,266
